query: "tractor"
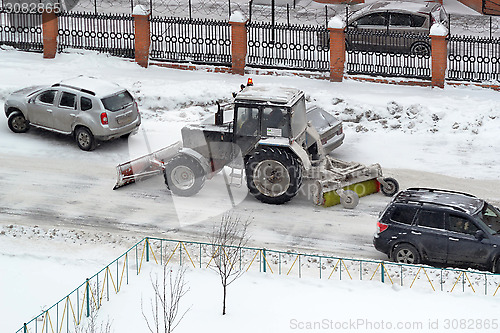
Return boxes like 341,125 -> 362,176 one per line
114,79 -> 398,208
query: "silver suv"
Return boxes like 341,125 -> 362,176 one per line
4,76 -> 141,151
347,0 -> 448,55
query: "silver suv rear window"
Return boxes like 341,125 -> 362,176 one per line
101,90 -> 134,112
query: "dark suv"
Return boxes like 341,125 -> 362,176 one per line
374,188 -> 500,272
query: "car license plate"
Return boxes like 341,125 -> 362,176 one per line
117,112 -> 133,125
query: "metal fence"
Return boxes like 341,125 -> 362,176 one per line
57,11 -> 135,58
447,34 -> 500,82
247,21 -> 330,72
3,8 -> 500,85
149,17 -> 231,66
345,29 -> 431,80
16,237 -> 500,333
0,11 -> 42,52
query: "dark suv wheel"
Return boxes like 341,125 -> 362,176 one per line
392,244 -> 420,265
494,257 -> 500,273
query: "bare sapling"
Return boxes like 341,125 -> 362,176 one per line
208,212 -> 251,315
142,264 -> 190,333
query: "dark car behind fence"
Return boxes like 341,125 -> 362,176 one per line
247,21 -> 330,72
57,11 -> 135,59
149,17 -> 231,66
345,29 -> 431,80
447,35 -> 500,82
0,11 -> 43,52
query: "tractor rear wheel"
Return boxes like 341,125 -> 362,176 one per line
164,154 -> 206,197
246,147 -> 302,205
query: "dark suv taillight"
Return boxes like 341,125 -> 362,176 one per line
376,221 -> 388,233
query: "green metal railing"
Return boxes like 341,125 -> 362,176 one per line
16,237 -> 500,332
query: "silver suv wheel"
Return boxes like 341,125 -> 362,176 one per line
75,127 -> 96,151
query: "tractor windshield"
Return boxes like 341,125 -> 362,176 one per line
261,107 -> 289,138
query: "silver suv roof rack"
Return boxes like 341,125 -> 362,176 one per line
51,83 -> 96,96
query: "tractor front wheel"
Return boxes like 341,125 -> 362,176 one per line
246,147 -> 302,205
164,154 -> 206,197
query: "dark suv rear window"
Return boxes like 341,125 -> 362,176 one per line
390,206 -> 418,224
416,210 -> 445,229
101,90 -> 134,112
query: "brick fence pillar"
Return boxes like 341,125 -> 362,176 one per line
133,6 -> 151,68
328,17 -> 346,82
430,24 -> 448,89
42,11 -> 58,59
230,13 -> 248,75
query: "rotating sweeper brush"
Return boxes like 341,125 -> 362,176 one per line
307,157 -> 399,208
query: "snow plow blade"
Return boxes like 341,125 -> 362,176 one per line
113,141 -> 182,190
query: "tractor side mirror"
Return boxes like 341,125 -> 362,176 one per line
475,230 -> 485,241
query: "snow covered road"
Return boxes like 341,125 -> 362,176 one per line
1,49 -> 499,260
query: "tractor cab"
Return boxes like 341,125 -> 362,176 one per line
229,82 -> 308,157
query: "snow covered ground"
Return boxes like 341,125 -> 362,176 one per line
99,265 -> 500,333
0,38 -> 499,332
